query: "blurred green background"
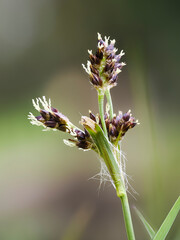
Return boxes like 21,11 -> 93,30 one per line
0,0 -> 179,239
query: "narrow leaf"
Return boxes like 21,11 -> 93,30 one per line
134,207 -> 156,239
153,196 -> 180,240
81,116 -> 125,196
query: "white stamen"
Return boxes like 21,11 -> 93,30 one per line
63,139 -> 76,147
28,112 -> 45,128
113,47 -> 118,53
32,98 -> 40,111
120,50 -> 125,56
69,128 -> 77,136
79,148 -> 91,152
96,114 -> 100,124
121,62 -> 126,66
88,49 -> 92,55
38,96 -> 51,112
104,36 -> 110,47
42,128 -> 55,132
32,96 -> 52,112
115,68 -> 121,74
97,32 -> 102,40
110,39 -> 116,45
136,120 -> 140,125
98,42 -> 103,49
48,98 -> 51,109
82,61 -> 91,75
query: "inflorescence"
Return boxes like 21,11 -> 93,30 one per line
28,97 -> 95,150
28,33 -> 140,240
82,33 -> 126,91
89,109 -> 138,144
28,33 -> 139,151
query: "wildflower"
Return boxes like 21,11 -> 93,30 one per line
82,33 -> 126,91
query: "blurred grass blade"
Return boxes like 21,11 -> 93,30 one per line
61,204 -> 94,240
153,196 -> 180,240
134,207 -> 156,239
173,228 -> 180,240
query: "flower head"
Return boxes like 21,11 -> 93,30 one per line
28,96 -> 73,133
89,108 -> 139,144
28,96 -> 96,151
82,33 -> 126,91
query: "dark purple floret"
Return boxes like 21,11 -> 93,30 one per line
83,34 -> 125,90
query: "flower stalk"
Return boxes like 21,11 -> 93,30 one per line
98,90 -> 108,137
120,193 -> 136,240
105,89 -> 114,119
81,116 -> 135,239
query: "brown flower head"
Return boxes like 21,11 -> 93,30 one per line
28,96 -> 95,150
82,33 -> 126,91
89,108 -> 139,143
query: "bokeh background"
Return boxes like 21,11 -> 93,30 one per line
0,0 -> 179,239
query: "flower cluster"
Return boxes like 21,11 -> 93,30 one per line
89,109 -> 139,143
65,129 -> 95,150
28,33 -> 139,207
28,34 -> 139,150
28,96 -> 95,150
82,33 -> 126,91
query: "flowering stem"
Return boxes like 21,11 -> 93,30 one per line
98,90 -> 108,137
105,89 -> 114,119
119,193 -> 136,240
114,131 -> 122,147
82,117 -> 135,240
116,144 -> 136,240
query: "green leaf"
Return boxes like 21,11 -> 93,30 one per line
80,116 -> 125,197
134,207 -> 156,239
153,196 -> 180,240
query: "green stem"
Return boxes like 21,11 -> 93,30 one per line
114,131 -> 122,147
105,89 -> 114,119
116,144 -> 135,240
98,91 -> 108,137
82,116 -> 135,240
119,193 -> 136,240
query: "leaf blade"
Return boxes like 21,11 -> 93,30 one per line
134,207 -> 156,239
153,196 -> 180,240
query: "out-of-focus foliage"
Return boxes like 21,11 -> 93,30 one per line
0,0 -> 179,239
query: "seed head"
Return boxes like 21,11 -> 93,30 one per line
82,33 -> 126,91
89,109 -> 139,143
28,96 -> 96,151
28,96 -> 74,134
